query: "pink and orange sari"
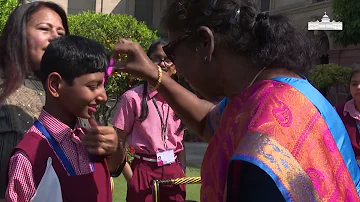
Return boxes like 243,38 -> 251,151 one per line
201,77 -> 360,201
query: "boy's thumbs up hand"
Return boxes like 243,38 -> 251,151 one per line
81,117 -> 119,156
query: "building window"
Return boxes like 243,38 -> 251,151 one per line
68,0 -> 95,14
135,0 -> 154,27
260,0 -> 270,12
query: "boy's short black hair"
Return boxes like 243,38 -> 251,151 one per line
40,35 -> 109,85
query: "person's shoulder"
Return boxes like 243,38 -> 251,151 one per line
335,100 -> 351,118
127,84 -> 144,93
244,80 -> 288,102
3,84 -> 43,116
121,84 -> 145,100
335,102 -> 346,111
13,126 -> 44,155
253,79 -> 314,101
19,126 -> 42,141
240,80 -> 306,112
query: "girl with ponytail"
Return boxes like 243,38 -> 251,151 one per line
111,39 -> 186,202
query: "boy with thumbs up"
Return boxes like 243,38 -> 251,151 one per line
5,35 -> 124,202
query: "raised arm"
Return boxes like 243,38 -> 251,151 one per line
113,39 -> 226,142
148,74 -> 216,142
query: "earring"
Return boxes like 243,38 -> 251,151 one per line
204,56 -> 209,63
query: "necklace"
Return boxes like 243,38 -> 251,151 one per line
248,67 -> 266,87
228,67 -> 267,98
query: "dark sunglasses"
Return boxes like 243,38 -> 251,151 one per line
162,33 -> 191,63
150,58 -> 173,66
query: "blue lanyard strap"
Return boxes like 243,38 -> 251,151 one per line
35,120 -> 95,176
89,154 -> 95,171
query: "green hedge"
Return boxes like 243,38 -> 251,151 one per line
0,0 -> 18,33
68,12 -> 159,99
68,12 -> 159,124
308,64 -> 351,89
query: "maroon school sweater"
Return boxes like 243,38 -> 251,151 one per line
335,104 -> 360,157
11,132 -> 112,202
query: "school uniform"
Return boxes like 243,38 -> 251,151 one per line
335,99 -> 360,159
5,109 -> 112,202
111,84 -> 186,202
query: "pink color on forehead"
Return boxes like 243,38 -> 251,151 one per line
102,59 -> 115,84
106,66 -> 114,76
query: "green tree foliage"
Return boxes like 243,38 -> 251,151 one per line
68,12 -> 159,99
0,0 -> 18,33
308,63 -> 351,89
332,0 -> 360,46
68,12 -> 159,124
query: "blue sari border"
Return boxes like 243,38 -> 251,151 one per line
208,97 -> 229,134
231,154 -> 293,202
271,76 -> 360,193
230,132 -> 320,202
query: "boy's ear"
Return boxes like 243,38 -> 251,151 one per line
46,72 -> 64,98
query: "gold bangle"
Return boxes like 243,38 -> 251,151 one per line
110,177 -> 114,193
151,66 -> 162,91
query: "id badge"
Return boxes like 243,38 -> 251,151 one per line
156,150 -> 175,166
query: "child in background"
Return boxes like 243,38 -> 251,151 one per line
6,35 -> 122,202
336,66 -> 360,163
111,39 -> 186,202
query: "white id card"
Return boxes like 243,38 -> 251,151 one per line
156,150 -> 175,166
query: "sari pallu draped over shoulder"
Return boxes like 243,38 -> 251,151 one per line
200,77 -> 360,202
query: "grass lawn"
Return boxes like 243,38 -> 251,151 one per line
112,166 -> 201,202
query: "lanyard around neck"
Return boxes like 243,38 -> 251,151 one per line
34,120 -> 94,175
152,97 -> 170,148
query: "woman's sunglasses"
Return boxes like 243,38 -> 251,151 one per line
150,58 -> 173,66
162,33 -> 191,63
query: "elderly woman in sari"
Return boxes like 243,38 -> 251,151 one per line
109,0 -> 360,201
